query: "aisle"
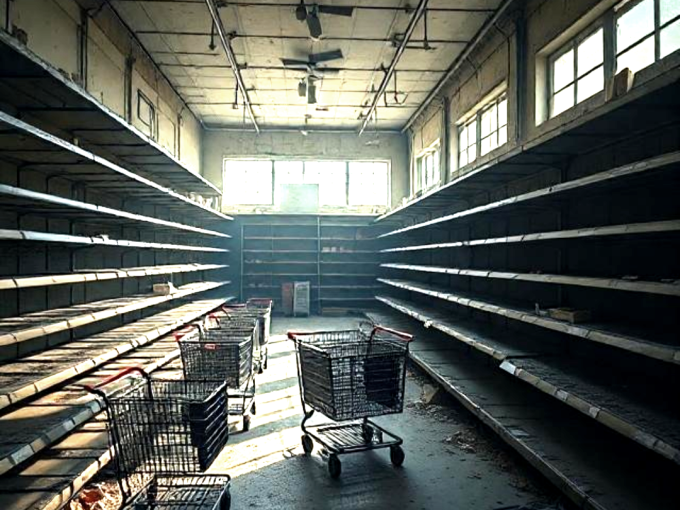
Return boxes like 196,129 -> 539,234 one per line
209,317 -> 556,510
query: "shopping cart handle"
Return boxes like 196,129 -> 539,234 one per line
84,366 -> 148,392
371,325 -> 414,342
173,324 -> 199,340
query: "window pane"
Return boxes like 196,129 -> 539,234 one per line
304,161 -> 346,206
617,35 -> 655,73
481,136 -> 493,156
552,84 -> 575,117
348,161 -> 388,206
459,125 -> 467,147
660,0 -> 680,25
225,160 -> 272,205
498,98 -> 508,127
577,28 -> 604,76
576,66 -> 604,102
468,120 -> 477,148
498,125 -> 508,145
661,18 -> 680,58
460,150 -> 468,168
617,0 -> 654,51
468,143 -> 477,163
553,48 -> 575,91
433,150 -> 440,184
480,104 -> 497,137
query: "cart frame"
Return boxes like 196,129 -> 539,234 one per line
288,324 -> 413,478
84,367 -> 231,509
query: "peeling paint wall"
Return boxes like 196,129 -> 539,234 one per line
4,0 -> 202,173
202,130 -> 410,208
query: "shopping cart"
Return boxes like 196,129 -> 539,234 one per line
84,367 -> 231,509
217,303 -> 269,374
246,298 -> 273,371
288,323 -> 413,478
176,322 -> 257,432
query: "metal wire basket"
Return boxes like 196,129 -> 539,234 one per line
290,325 -> 410,422
85,367 -> 231,508
178,328 -> 254,389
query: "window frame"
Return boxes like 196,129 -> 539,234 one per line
548,23 -> 605,118
136,90 -> 156,138
457,89 -> 508,170
223,158 -> 390,210
414,142 -> 441,195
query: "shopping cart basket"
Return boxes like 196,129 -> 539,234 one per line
246,298 -> 273,371
288,324 -> 413,478
176,323 -> 257,432
84,367 -> 231,509
217,303 -> 269,374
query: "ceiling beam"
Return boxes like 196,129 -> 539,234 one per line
135,30 -> 469,45
112,0 -> 492,13
358,0 -> 429,135
203,0 -> 259,132
402,0 -> 516,132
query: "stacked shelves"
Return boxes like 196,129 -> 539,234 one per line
373,74 -> 680,510
0,31 -> 234,509
239,214 -> 382,314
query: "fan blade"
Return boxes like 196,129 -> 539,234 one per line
295,1 -> 307,21
318,5 -> 354,17
307,82 -> 317,104
306,12 -> 323,39
281,58 -> 310,68
309,49 -> 343,64
297,80 -> 307,97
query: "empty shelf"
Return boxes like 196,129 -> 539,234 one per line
381,219 -> 680,252
0,111 -> 229,222
378,278 -> 680,364
380,151 -> 680,238
0,228 -> 228,252
0,263 -> 226,290
0,184 -> 230,238
381,263 -> 680,296
0,280 -> 228,348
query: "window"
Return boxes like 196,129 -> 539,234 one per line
550,27 -> 605,117
348,161 -> 390,206
415,144 -> 440,194
223,159 -> 389,209
541,0 -> 680,120
137,91 -> 156,137
480,95 -> 508,156
458,91 -> 507,168
224,160 -> 273,205
458,119 -> 477,167
616,0 -> 680,72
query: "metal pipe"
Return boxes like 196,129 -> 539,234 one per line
401,0 -> 516,133
204,0 -> 260,133
358,0 -> 429,135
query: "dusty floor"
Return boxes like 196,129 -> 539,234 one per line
209,317 -> 557,510
71,316 -> 560,510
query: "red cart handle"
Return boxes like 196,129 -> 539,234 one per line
287,326 -> 413,342
370,325 -> 413,342
84,366 -> 147,392
173,324 -> 199,340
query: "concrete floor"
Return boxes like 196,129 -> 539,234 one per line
210,317 -> 556,510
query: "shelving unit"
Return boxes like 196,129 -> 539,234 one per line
372,75 -> 680,509
239,214 -> 383,314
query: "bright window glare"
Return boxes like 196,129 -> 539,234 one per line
304,161 -> 347,206
224,160 -> 272,205
348,162 -> 389,206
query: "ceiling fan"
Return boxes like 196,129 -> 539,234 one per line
295,1 -> 354,40
281,49 -> 344,104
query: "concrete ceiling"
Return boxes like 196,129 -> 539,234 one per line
109,0 -> 503,131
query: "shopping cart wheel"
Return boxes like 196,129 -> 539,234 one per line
219,489 -> 231,510
243,415 -> 251,432
258,364 -> 264,375
301,434 -> 313,455
328,454 -> 342,479
390,445 -> 405,467
251,401 -> 257,415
